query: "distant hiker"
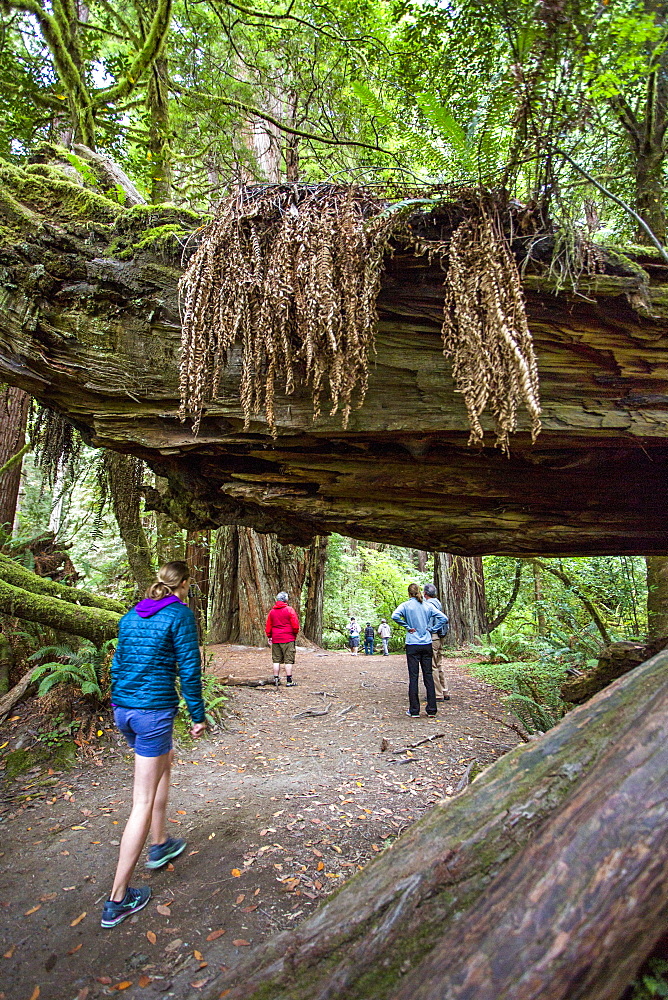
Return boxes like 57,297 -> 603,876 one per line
348,617 -> 360,655
424,583 -> 450,701
364,622 -> 375,655
102,561 -> 206,929
378,619 -> 391,656
392,583 -> 447,718
265,591 -> 299,686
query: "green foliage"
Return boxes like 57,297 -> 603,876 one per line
29,638 -> 115,702
631,959 -> 668,999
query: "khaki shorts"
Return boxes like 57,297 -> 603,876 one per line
272,640 -> 296,664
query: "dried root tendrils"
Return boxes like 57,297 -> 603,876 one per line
441,193 -> 542,453
178,184 -> 408,435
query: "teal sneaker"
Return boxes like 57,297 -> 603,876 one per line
146,836 -> 187,870
101,886 -> 151,928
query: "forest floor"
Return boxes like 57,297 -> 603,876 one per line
0,645 -> 523,1000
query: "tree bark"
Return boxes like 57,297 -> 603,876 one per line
0,386 -> 30,534
561,634 -> 668,703
646,556 -> 668,638
434,553 -> 487,645
302,535 -> 328,646
185,529 -> 210,637
208,526 -> 308,646
105,453 -> 155,596
206,649 -> 668,1000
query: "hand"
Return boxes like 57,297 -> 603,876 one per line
408,628 -> 416,633
191,722 -> 207,738
267,637 -> 272,645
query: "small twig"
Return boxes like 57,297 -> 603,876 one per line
292,704 -> 332,719
391,733 -> 446,754
455,761 -> 475,793
334,704 -> 358,718
474,707 -> 530,743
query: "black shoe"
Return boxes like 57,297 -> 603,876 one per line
405,710 -> 419,718
443,695 -> 451,701
101,886 -> 151,928
146,836 -> 187,870
273,676 -> 281,686
286,677 -> 296,686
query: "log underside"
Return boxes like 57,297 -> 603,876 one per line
1,166 -> 668,553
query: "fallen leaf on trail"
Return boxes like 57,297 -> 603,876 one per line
111,982 -> 132,991
316,861 -> 324,871
76,987 -> 89,1000
177,810 -> 186,815
188,850 -> 199,856
67,943 -> 83,955
206,929 -> 225,941
312,849 -> 323,857
62,885 -> 75,890
235,894 -> 245,904
190,980 -> 209,989
372,844 -> 380,851
167,818 -> 180,825
194,949 -> 203,961
166,863 -> 175,872
232,939 -> 250,947
24,905 -> 41,915
157,904 -> 171,916
254,888 -> 260,896
219,991 -> 232,998
146,931 -> 157,945
70,825 -> 87,831
39,893 -> 57,902
164,938 -> 182,953
241,905 -> 258,913
138,975 -> 152,988
208,832 -> 216,840
230,869 -> 241,877
96,977 -> 112,984
70,911 -> 86,927
27,988 -> 40,1000
314,881 -> 323,890
3,945 -> 15,958
332,845 -> 342,853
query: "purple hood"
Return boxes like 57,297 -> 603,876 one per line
135,595 -> 183,618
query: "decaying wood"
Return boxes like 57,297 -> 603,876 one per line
216,675 -> 276,688
561,634 -> 668,703
455,760 -> 476,793
0,163 -> 667,554
0,669 -> 34,721
204,650 -> 668,1000
292,704 -> 331,718
334,704 -> 357,718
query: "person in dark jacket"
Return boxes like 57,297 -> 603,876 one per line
265,591 -> 300,686
364,623 -> 375,655
101,561 -> 206,929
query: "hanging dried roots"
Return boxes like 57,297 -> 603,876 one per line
442,194 -> 542,452
178,185 -> 407,435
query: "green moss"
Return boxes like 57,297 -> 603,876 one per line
0,160 -> 121,229
4,740 -> 76,779
117,223 -> 187,260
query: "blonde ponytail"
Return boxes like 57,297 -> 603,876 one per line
408,582 -> 423,602
146,560 -> 190,600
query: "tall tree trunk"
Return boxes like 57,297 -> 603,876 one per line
205,649 -> 668,1000
646,555 -> 668,638
303,535 -> 328,646
533,561 -> 546,634
105,453 -> 155,596
434,553 -> 487,646
0,386 -> 30,534
185,529 -> 210,637
208,527 -> 308,646
147,53 -> 172,202
635,145 -> 666,242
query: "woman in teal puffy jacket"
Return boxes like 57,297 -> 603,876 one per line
101,561 -> 206,929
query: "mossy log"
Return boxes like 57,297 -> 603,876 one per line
0,553 -> 125,614
204,651 -> 668,1000
1,161 -> 668,553
0,577 -> 120,644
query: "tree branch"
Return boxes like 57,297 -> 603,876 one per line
487,559 -> 523,631
531,558 -> 611,644
93,0 -> 172,107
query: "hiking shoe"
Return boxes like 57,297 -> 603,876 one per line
146,836 -> 187,870
443,694 -> 451,701
273,676 -> 281,686
101,886 -> 151,928
285,678 -> 296,687
405,710 -> 419,718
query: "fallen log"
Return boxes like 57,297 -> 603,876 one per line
205,650 -> 668,1000
561,634 -> 668,703
0,554 -> 126,614
216,675 -> 276,688
0,577 -> 120,645
0,669 -> 34,721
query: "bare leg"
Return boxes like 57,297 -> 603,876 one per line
150,749 -> 173,846
110,752 -> 170,902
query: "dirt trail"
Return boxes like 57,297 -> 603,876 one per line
0,646 -> 521,1000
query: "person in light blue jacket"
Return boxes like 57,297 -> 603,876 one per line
392,583 -> 447,717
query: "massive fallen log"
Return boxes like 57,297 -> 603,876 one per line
0,576 -> 121,644
1,160 -> 668,553
202,650 -> 668,1000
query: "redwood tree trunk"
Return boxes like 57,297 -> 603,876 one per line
0,386 -> 30,534
646,555 -> 668,638
105,453 -> 155,597
185,529 -> 210,636
205,649 -> 668,1000
434,553 -> 488,645
302,535 -> 328,646
208,527 -> 308,646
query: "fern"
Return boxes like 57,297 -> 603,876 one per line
29,638 -> 115,702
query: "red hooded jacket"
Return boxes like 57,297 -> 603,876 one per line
265,601 -> 300,643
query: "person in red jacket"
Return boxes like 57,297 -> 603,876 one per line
265,591 -> 300,687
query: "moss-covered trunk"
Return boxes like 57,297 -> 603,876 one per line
205,650 -> 668,1000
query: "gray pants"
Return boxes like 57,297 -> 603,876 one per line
381,637 -> 389,655
431,635 -> 449,697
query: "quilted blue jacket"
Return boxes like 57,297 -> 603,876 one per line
111,601 -> 205,723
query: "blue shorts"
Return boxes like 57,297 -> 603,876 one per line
113,706 -> 176,758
